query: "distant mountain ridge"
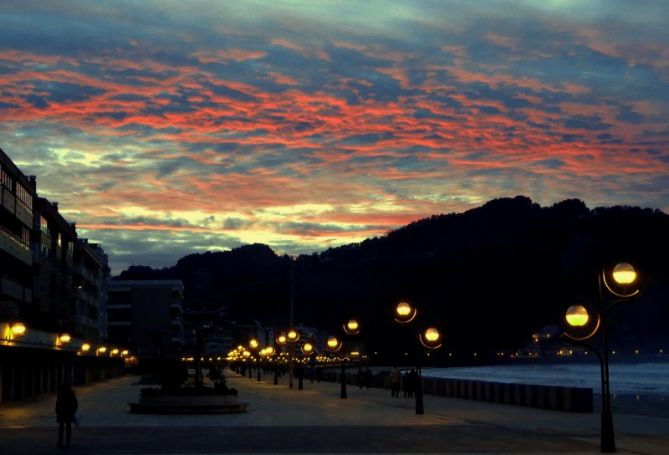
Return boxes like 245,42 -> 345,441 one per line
118,196 -> 669,356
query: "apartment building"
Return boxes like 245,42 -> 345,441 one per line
73,239 -> 110,342
32,197 -> 78,331
0,148 -> 36,320
107,280 -> 185,357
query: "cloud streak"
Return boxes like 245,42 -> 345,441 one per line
1,0 -> 668,273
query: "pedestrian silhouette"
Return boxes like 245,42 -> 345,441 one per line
389,367 -> 400,397
364,367 -> 373,388
55,384 -> 78,448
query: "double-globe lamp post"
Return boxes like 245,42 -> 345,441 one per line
249,338 -> 261,381
394,301 -> 442,415
276,329 -> 300,388
562,262 -> 641,453
325,319 -> 361,399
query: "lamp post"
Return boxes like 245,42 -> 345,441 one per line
562,262 -> 641,453
249,338 -> 261,381
298,342 -> 314,390
3,322 -> 27,342
337,318 -> 361,399
326,335 -> 345,396
275,333 -> 287,385
394,301 -> 442,415
277,329 -> 300,388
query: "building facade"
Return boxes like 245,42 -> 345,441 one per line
73,240 -> 110,342
0,149 -> 35,321
32,197 -> 78,332
107,280 -> 185,357
1,147 -> 117,403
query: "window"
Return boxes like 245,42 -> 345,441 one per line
16,184 -> 32,210
21,226 -> 30,247
1,168 -> 13,189
40,216 -> 48,233
57,232 -> 62,247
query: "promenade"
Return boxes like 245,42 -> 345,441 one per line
0,370 -> 667,454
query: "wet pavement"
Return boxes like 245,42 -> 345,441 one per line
0,370 -> 667,454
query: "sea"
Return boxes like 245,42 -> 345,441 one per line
420,361 -> 669,417
422,361 -> 669,396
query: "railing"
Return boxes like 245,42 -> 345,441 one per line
0,226 -> 31,265
320,370 -> 593,413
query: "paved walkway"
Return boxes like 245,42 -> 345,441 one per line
0,369 -> 667,454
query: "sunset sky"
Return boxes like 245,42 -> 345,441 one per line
1,1 -> 668,274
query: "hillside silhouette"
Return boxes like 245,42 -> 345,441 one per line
118,196 -> 669,359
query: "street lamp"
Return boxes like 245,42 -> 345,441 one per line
279,328 -> 300,389
393,301 -> 443,415
394,302 -> 417,324
334,318 -> 362,398
3,322 -> 27,341
562,262 -> 641,453
249,338 -> 262,381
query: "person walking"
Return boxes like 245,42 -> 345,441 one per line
363,367 -> 373,388
55,384 -> 78,448
389,367 -> 401,397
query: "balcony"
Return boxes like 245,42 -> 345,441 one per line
1,189 -> 16,213
15,202 -> 33,226
0,226 -> 31,265
0,276 -> 24,300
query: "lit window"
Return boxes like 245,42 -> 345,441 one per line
40,216 -> 48,233
21,227 -> 30,247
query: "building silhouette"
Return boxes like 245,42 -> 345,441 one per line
1,147 -> 117,402
107,280 -> 185,357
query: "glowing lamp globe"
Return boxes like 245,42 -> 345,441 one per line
98,346 -> 107,353
81,343 -> 91,352
121,350 -> 129,356
242,350 -> 251,358
302,342 -> 314,354
565,305 -> 590,327
424,327 -> 440,343
396,302 -> 412,316
59,333 -> 71,344
11,322 -> 26,337
111,348 -> 119,355
277,334 -> 287,345
249,338 -> 259,349
327,336 -> 340,349
287,329 -> 299,342
612,262 -> 637,285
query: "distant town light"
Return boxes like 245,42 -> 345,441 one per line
81,343 -> 91,352
249,338 -> 259,349
59,333 -> 71,344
